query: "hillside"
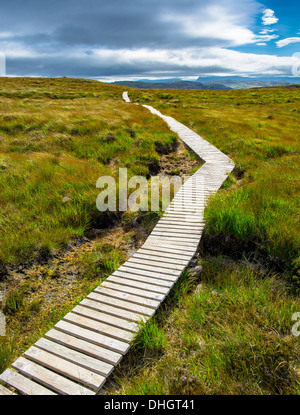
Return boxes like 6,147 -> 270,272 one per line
0,79 -> 299,395
0,77 -> 201,377
112,80 -> 231,90
104,86 -> 300,395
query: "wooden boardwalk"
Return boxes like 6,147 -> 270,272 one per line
0,92 -> 234,395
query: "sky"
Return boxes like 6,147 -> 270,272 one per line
0,0 -> 299,80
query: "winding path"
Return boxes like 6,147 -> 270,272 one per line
0,92 -> 234,395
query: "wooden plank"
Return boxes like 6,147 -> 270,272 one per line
101,280 -> 165,301
0,383 -> 15,395
150,234 -> 200,243
148,236 -> 200,245
24,346 -> 104,392
117,265 -> 178,282
153,227 -> 203,236
86,292 -> 154,317
94,286 -> 161,309
44,329 -> 122,366
165,209 -> 202,215
151,231 -> 200,240
63,311 -> 136,341
132,252 -> 188,266
159,219 -> 204,227
35,338 -> 114,377
145,235 -> 199,246
55,320 -> 130,355
0,368 -> 56,395
113,269 -> 176,287
163,211 -> 203,217
167,202 -> 202,207
137,247 -> 192,261
83,295 -> 150,323
73,304 -> 139,332
152,228 -> 202,237
159,218 -> 204,226
125,258 -> 185,274
125,257 -> 184,273
169,202 -> 202,208
107,275 -> 170,295
12,357 -> 94,395
154,223 -> 203,231
140,243 -> 196,256
155,222 -> 203,230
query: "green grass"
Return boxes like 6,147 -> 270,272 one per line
0,77 -> 182,376
100,85 -> 300,396
106,258 -> 300,395
129,86 -> 300,289
0,77 -> 178,265
1,80 -> 299,394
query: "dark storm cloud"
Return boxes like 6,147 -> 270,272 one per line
2,0 -> 205,48
2,0 -> 260,49
0,0 -> 295,78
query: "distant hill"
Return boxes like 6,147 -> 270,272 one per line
110,75 -> 300,90
111,80 -> 231,90
196,76 -> 300,89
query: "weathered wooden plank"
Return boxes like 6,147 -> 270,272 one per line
80,296 -> 148,325
169,202 -> 203,209
107,275 -> 171,294
117,265 -> 178,282
44,329 -> 122,366
154,223 -> 203,231
94,286 -> 161,309
24,346 -> 105,392
83,295 -> 150,323
125,258 -> 185,274
55,320 -> 130,355
152,228 -> 202,238
63,312 -> 137,341
132,252 -> 188,266
137,247 -> 192,261
163,210 -> 203,217
0,383 -> 16,395
12,357 -> 94,395
159,217 -> 204,226
35,338 -> 114,378
145,235 -> 199,246
101,280 -> 165,301
73,304 -> 139,332
0,368 -> 56,395
140,243 -> 196,256
151,231 -> 200,240
113,269 -> 176,287
86,292 -> 155,317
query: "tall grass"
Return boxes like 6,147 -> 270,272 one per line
107,258 -> 300,395
130,86 -> 300,286
0,77 -> 178,264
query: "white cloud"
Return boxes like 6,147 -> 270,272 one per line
164,3 -> 252,46
73,46 -> 299,76
260,28 -> 275,35
0,41 -> 39,58
262,9 -> 279,26
276,37 -> 300,48
161,4 -> 278,48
